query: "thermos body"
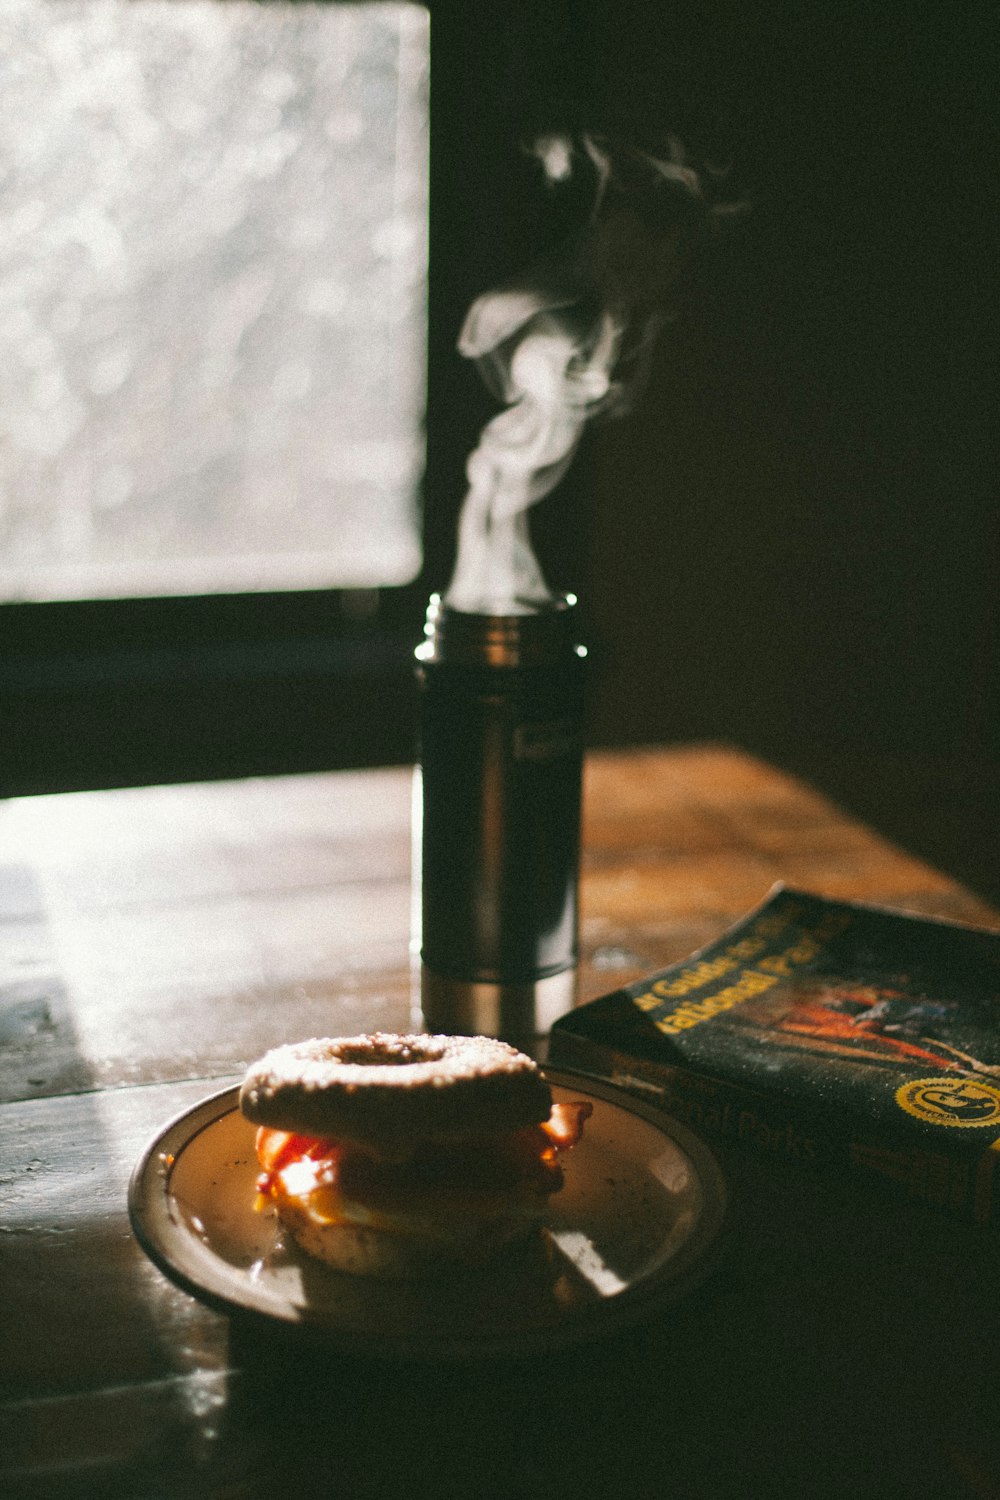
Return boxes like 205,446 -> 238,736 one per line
415,595 -> 586,1039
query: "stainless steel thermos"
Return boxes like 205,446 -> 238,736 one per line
414,593 -> 586,1041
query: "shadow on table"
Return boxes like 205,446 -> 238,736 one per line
205,1158 -> 1000,1500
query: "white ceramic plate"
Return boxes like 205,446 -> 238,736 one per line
128,1068 -> 726,1359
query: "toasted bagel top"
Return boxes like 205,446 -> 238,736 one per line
239,1032 -> 552,1145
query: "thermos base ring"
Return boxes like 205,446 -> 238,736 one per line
418,965 -> 577,1044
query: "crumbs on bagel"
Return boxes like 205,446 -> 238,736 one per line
239,1032 -> 591,1277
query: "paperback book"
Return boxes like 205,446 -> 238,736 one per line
550,885 -> 1000,1226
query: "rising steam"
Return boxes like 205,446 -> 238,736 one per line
444,133 -> 736,615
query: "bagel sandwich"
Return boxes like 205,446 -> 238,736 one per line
240,1032 -> 591,1277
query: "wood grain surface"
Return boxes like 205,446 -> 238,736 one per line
2,745 -> 998,1498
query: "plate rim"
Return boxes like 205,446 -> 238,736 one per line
128,1065 -> 728,1359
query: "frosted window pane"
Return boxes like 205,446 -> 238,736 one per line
0,0 -> 427,601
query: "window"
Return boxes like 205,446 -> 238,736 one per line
1,0 -> 433,792
0,0 -> 427,601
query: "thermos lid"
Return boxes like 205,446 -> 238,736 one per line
416,593 -> 580,668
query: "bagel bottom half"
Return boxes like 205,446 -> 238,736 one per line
265,1148 -> 549,1277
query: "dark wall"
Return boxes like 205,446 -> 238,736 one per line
576,1 -> 997,765
429,0 -> 998,893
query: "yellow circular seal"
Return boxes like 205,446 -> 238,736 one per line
895,1076 -> 1000,1128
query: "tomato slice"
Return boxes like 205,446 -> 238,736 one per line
542,1100 -> 593,1151
252,1101 -> 593,1214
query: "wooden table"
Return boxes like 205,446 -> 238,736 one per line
3,745 -> 999,1499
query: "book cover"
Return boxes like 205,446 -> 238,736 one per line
550,885 -> 1000,1225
